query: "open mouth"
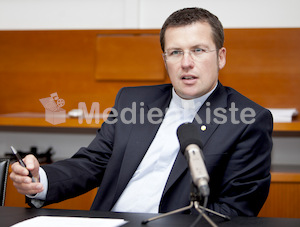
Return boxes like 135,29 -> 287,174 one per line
182,76 -> 196,80
181,75 -> 197,80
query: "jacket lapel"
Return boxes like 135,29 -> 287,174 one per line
194,82 -> 228,148
162,82 -> 228,195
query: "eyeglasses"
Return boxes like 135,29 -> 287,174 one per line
163,48 -> 217,63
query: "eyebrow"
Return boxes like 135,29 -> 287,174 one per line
191,44 -> 210,49
166,43 -> 210,51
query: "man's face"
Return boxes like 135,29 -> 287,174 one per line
163,22 -> 226,99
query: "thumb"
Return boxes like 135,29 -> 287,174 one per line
23,154 -> 40,179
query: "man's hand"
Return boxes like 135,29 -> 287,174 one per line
10,154 -> 44,195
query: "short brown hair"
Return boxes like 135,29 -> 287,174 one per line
160,7 -> 224,52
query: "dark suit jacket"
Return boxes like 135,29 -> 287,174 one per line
41,82 -> 273,216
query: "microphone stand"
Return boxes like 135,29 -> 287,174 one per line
141,184 -> 230,227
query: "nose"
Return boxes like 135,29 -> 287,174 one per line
181,51 -> 194,68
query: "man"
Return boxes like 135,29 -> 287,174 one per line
10,7 -> 273,217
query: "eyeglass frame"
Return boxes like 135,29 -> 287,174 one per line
162,48 -> 218,63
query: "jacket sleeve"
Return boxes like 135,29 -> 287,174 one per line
36,89 -> 125,206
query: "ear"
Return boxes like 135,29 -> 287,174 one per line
218,47 -> 226,70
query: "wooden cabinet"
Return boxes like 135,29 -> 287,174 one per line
0,29 -> 300,130
259,171 -> 300,218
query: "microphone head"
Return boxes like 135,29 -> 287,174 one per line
177,123 -> 203,154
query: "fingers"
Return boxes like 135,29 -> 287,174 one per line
12,179 -> 44,195
10,170 -> 44,195
10,154 -> 43,195
11,154 -> 40,178
11,161 -> 28,177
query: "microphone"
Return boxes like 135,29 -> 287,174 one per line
177,123 -> 210,197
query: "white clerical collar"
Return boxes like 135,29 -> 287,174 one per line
171,83 -> 218,110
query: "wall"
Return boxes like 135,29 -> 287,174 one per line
0,0 -> 300,30
0,0 -> 300,165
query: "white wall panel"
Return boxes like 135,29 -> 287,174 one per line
139,0 -> 300,28
0,0 -> 126,30
0,0 -> 299,30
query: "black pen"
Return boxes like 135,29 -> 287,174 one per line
10,146 -> 36,182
